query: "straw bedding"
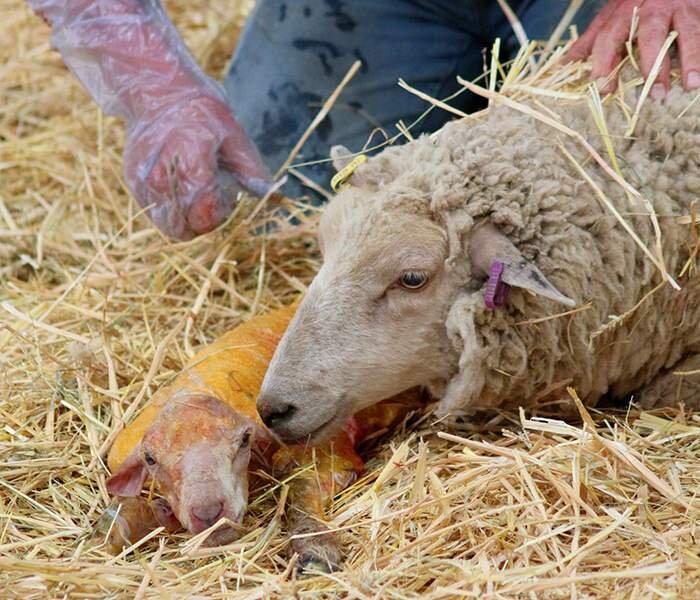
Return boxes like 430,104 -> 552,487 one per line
1,1 -> 700,597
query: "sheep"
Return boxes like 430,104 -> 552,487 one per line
102,304 -> 421,569
256,76 -> 700,443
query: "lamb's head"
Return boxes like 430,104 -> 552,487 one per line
259,142 -> 574,443
107,395 -> 255,546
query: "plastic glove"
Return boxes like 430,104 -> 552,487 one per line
568,0 -> 700,98
29,0 -> 272,239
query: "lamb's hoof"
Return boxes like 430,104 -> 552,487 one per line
289,516 -> 343,575
296,552 -> 339,575
291,531 -> 342,575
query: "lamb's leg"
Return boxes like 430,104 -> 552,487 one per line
92,496 -> 180,554
270,391 -> 422,573
271,433 -> 363,574
635,353 -> 700,409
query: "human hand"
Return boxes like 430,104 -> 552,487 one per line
124,94 -> 271,240
28,0 -> 272,240
567,0 -> 700,97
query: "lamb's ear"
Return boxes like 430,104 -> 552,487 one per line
106,444 -> 148,497
469,222 -> 575,307
331,145 -> 354,172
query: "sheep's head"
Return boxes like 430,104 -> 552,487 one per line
259,143 -> 574,443
107,395 -> 256,546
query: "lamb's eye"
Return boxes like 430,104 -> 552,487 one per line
144,452 -> 157,467
240,431 -> 251,449
399,270 -> 429,290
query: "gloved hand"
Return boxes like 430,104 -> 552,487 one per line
568,0 -> 700,97
29,0 -> 272,240
123,93 -> 270,239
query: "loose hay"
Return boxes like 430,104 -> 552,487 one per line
2,1 -> 700,598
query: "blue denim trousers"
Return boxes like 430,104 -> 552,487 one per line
225,0 -> 604,198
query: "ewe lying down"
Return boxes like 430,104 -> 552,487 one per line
259,80 -> 700,442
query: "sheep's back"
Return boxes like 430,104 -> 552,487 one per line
432,85 -> 700,410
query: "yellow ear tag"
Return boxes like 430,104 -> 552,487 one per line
330,154 -> 367,192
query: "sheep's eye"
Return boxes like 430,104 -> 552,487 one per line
398,270 -> 429,290
144,452 -> 157,466
240,431 -> 251,449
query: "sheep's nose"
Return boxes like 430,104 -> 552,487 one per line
257,396 -> 297,430
190,501 -> 224,528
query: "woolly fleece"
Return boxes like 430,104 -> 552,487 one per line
343,81 -> 700,415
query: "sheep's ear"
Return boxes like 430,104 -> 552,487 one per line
330,145 -> 371,190
331,145 -> 354,172
106,444 -> 148,497
469,223 -> 575,307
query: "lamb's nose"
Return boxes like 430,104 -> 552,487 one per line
257,396 -> 297,430
190,501 -> 224,527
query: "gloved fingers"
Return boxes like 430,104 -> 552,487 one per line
136,176 -> 234,240
144,96 -> 272,198
184,190 -> 236,236
145,128 -> 217,198
219,125 -> 273,198
126,140 -> 242,239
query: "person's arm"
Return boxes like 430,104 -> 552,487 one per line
29,0 -> 271,239
568,0 -> 700,97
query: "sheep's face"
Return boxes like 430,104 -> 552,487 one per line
258,193 -> 457,442
107,396 -> 255,546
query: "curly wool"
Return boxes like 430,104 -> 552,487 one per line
350,82 -> 700,414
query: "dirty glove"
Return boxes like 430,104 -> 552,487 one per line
29,0 -> 272,239
568,0 -> 700,97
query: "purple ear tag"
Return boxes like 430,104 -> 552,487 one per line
484,260 -> 510,309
